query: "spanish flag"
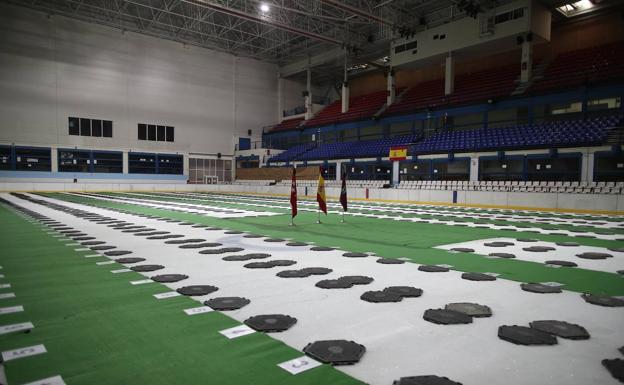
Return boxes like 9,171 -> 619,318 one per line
316,167 -> 327,214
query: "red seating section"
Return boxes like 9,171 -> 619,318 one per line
384,64 -> 519,117
531,40 -> 624,94
303,90 -> 389,127
269,117 -> 305,132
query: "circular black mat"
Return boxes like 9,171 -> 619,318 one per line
516,238 -> 538,242
151,274 -> 188,283
361,290 -> 403,303
165,238 -> 207,244
300,267 -> 332,275
131,264 -> 165,272
91,245 -> 116,251
423,309 -> 472,325
73,236 -> 96,241
244,314 -> 297,332
556,242 -> 580,247
418,265 -> 449,273
392,375 -> 462,385
523,246 -> 556,252
310,246 -> 334,251
484,241 -> 515,247
602,359 -> 624,383
521,283 -> 562,294
545,260 -> 577,267
498,325 -> 557,345
529,320 -> 589,340
581,294 -> 624,307
263,238 -> 285,242
450,248 -> 474,253
176,285 -> 219,296
316,279 -> 353,289
199,247 -> 245,254
225,230 -> 244,234
81,241 -> 105,246
303,340 -> 365,365
376,258 -> 405,264
338,276 -> 374,285
179,242 -> 223,249
461,272 -> 497,281
342,252 -> 368,258
445,302 -> 491,317
104,250 -> 132,257
286,242 -> 308,247
204,297 -> 250,310
243,234 -> 263,238
148,234 -> 185,240
576,252 -> 613,260
488,252 -> 516,259
276,270 -> 310,278
384,286 -> 423,298
115,257 -> 146,264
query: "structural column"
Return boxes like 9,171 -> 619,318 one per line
335,161 -> 342,181
469,155 -> 479,182
277,74 -> 284,121
391,161 -> 400,185
50,146 -> 58,173
520,40 -> 533,83
387,68 -> 396,106
444,53 -> 455,96
581,150 -> 594,183
305,68 -> 313,120
122,150 -> 129,174
341,49 -> 349,113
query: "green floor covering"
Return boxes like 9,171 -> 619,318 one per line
0,204 -> 362,385
45,192 -> 624,296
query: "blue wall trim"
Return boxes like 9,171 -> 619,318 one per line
0,171 -> 186,180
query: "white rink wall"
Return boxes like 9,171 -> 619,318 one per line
1,182 -> 622,213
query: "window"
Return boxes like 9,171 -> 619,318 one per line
92,151 -> 123,173
158,154 -> 184,175
92,120 -> 102,137
80,118 -> 91,136
129,153 -> 156,174
157,125 -> 166,141
68,116 -> 112,137
550,101 -> 582,115
166,126 -> 174,142
58,149 -> 91,173
148,125 -> 156,141
68,117 -> 79,136
588,97 -> 621,111
138,124 -> 147,140
103,120 -> 113,137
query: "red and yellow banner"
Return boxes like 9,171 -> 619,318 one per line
389,146 -> 407,161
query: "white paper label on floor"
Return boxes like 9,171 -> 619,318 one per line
541,282 -> 564,287
0,322 -> 34,335
0,306 -> 23,315
278,356 -> 322,375
398,257 -> 411,261
130,279 -> 152,285
65,243 -> 79,246
85,254 -> 101,258
484,272 -> 500,277
219,325 -> 255,339
153,291 -> 180,299
74,248 -> 90,251
96,261 -> 115,265
0,283 -> 10,289
545,264 -> 562,268
1,344 -> 46,362
22,375 -> 66,385
437,264 -> 453,268
184,306 -> 214,316
0,292 -> 15,299
111,269 -> 132,274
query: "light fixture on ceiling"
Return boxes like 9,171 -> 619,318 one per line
556,0 -> 596,17
260,3 -> 270,12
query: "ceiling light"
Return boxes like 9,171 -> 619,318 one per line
260,3 -> 270,12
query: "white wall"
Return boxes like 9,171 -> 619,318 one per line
0,4 -> 278,157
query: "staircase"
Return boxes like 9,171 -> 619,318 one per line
605,125 -> 624,145
374,87 -> 411,118
511,60 -> 550,96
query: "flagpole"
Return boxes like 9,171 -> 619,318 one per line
317,209 -> 321,224
341,211 -> 345,223
289,216 -> 295,226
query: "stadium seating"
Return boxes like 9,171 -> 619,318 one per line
268,134 -> 418,162
396,180 -> 623,194
383,79 -> 445,116
412,115 -> 620,154
531,40 -> 624,94
303,90 -> 389,128
269,117 -> 305,132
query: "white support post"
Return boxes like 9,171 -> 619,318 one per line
520,40 -> 533,83
392,161 -> 400,185
122,151 -> 129,174
305,68 -> 313,120
341,83 -> 350,113
469,155 -> 479,182
335,161 -> 341,181
50,146 -> 58,173
445,53 -> 455,96
277,74 -> 284,122
581,151 -> 594,183
183,153 -> 189,179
